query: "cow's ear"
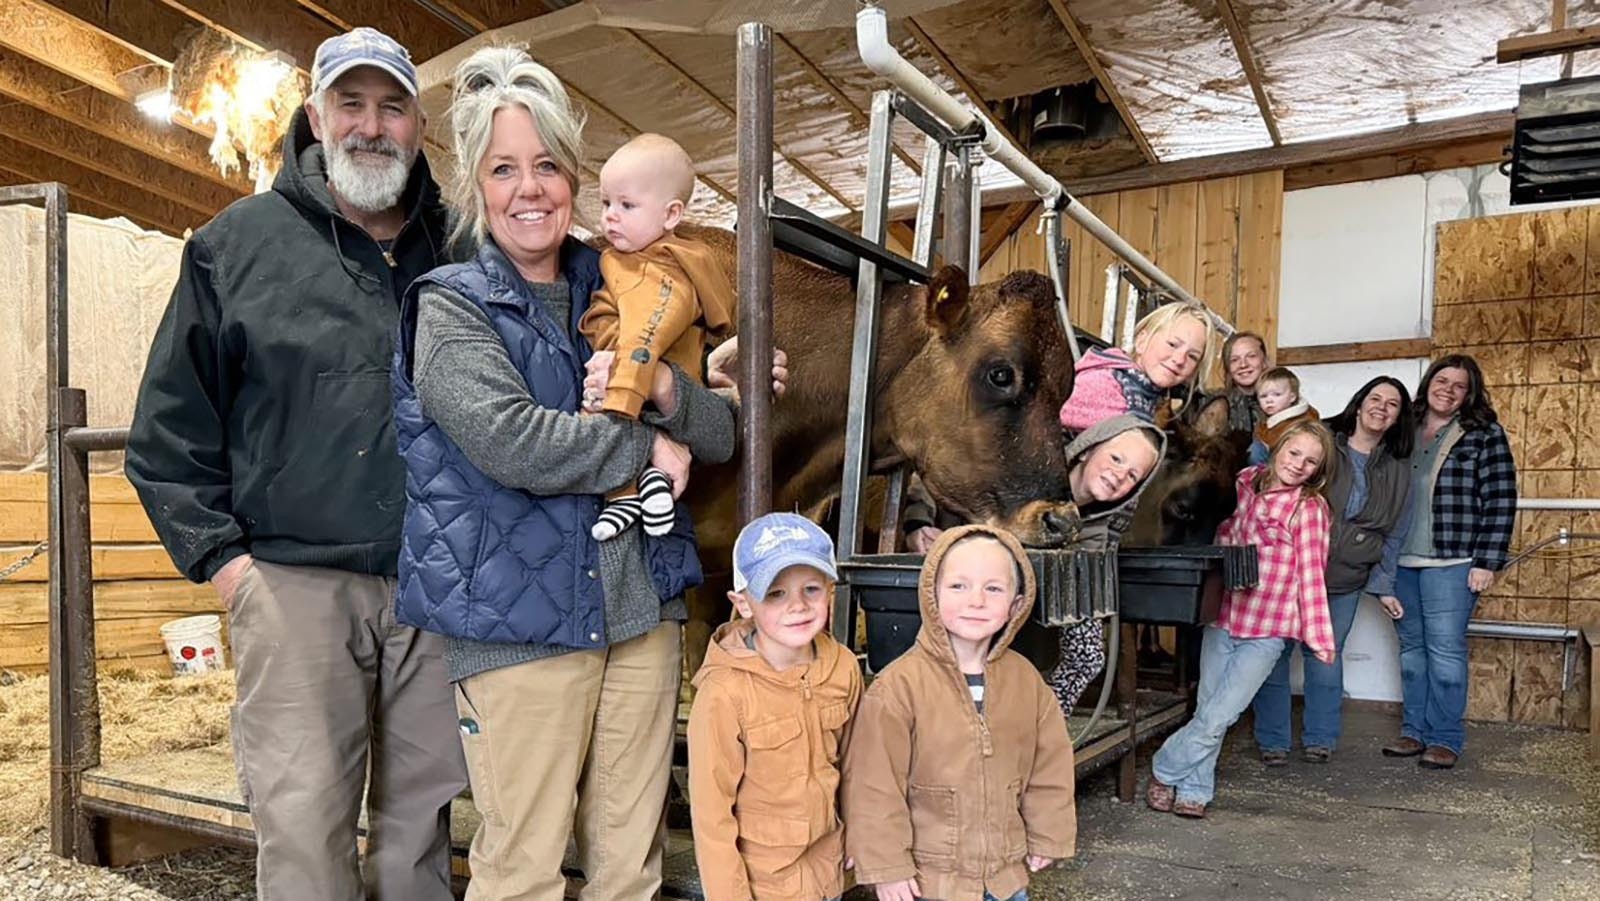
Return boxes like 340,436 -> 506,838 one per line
1192,395 -> 1230,437
925,266 -> 970,339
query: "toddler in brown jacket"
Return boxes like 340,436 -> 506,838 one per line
843,525 -> 1077,901
578,132 -> 735,541
688,513 -> 863,901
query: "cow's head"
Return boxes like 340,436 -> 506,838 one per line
883,267 -> 1078,547
1125,396 -> 1251,546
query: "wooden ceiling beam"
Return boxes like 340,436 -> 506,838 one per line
153,0 -> 333,70
774,33 -> 922,177
1496,23 -> 1600,64
0,52 -> 250,194
972,110 -> 1514,203
0,137 -> 201,235
621,29 -> 858,213
1042,0 -> 1158,164
0,168 -> 158,229
296,0 -> 461,61
902,17 -> 1025,152
1214,0 -> 1281,146
0,0 -> 169,106
0,103 -> 236,216
40,0 -> 198,66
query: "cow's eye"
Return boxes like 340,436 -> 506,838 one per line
986,365 -> 1015,390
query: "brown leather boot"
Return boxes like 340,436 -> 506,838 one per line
1381,736 -> 1425,758
1418,746 -> 1459,769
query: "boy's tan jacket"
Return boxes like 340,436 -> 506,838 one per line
688,617 -> 863,901
842,525 -> 1077,901
579,234 -> 736,417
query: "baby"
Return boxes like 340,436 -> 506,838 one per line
578,133 -> 735,540
1248,366 -> 1319,466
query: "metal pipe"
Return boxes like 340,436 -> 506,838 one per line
50,388 -> 99,863
1041,211 -> 1081,361
855,3 -> 1204,308
1467,620 -> 1578,641
1518,498 -> 1600,510
736,22 -> 774,527
63,427 -> 129,452
910,138 -> 944,266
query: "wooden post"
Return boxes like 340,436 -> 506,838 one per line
735,22 -> 774,527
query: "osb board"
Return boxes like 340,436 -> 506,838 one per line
1531,295 -> 1586,342
1510,639 -> 1565,726
987,172 -> 1281,361
1527,340 -> 1596,385
1574,470 -> 1600,602
1430,299 -> 1529,348
1441,343 -> 1528,388
1433,215 -> 1535,305
1517,473 -> 1575,602
1580,384 -> 1600,474
1565,640 -> 1591,731
1533,207 -> 1588,298
1466,636 -> 1513,722
1523,385 -> 1582,471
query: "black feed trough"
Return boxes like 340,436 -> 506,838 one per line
843,545 -> 1257,673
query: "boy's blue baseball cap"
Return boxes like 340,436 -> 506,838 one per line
732,513 -> 838,601
312,27 -> 418,97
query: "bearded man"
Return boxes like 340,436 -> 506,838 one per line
126,27 -> 466,901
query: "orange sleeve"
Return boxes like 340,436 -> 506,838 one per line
688,678 -> 755,901
592,252 -> 702,419
577,280 -> 621,354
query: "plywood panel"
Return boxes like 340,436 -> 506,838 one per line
1495,384 -> 1531,471
1533,207 -> 1587,298
1531,295 -> 1586,341
1523,386 -> 1581,471
1510,640 -> 1565,726
1236,170 -> 1283,356
1466,636 -> 1513,721
1572,470 -> 1600,601
1117,188 -> 1160,265
1454,343 -> 1529,388
1527,340 -> 1594,385
1431,299 -> 1530,349
1515,597 -> 1568,623
1585,205 -> 1600,292
1516,472 -> 1575,602
1565,638 -> 1591,730
1436,215 -> 1535,304
1475,594 -> 1516,621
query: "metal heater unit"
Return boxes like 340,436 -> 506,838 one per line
1511,75 -> 1600,205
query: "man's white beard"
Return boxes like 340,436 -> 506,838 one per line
325,134 -> 414,214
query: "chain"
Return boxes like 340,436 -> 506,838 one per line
0,542 -> 47,581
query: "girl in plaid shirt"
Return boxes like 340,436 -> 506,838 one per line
1147,420 -> 1337,818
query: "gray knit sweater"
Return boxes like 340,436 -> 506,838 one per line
412,278 -> 736,682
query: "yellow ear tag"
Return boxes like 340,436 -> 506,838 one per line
934,286 -> 949,304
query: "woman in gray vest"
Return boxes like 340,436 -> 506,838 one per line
1251,376 -> 1414,764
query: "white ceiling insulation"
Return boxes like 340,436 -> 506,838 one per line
416,0 -> 1593,227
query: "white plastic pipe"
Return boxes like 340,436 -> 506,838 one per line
1518,498 -> 1600,510
856,3 -> 1203,309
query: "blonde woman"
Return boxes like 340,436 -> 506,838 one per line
390,46 -> 736,899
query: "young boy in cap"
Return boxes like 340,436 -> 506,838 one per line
688,512 -> 862,901
843,525 -> 1077,901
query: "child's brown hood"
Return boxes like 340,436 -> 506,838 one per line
691,615 -> 849,691
914,523 -> 1036,664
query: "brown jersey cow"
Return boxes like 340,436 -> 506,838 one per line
670,226 -> 1079,667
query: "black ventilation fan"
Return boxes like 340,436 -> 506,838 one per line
1511,75 -> 1600,205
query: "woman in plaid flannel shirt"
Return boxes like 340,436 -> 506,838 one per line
1147,420 -> 1337,818
1383,355 -> 1517,770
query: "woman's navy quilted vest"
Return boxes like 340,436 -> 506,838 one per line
391,237 -> 702,647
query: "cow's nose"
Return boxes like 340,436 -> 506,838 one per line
1043,509 -> 1073,541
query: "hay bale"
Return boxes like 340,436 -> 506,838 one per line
0,668 -> 234,837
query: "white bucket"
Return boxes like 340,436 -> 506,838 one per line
159,614 -> 226,676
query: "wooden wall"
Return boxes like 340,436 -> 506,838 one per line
977,172 -> 1285,362
0,472 -> 222,674
1433,208 -> 1599,729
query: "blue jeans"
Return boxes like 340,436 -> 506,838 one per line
1251,590 -> 1362,751
1153,626 -> 1285,805
1393,563 -> 1477,754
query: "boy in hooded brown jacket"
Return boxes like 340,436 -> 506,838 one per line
689,513 -> 863,901
843,525 -> 1076,901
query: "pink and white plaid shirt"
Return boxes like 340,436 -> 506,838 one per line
1213,465 -> 1335,656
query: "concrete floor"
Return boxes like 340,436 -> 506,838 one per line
957,705 -> 1600,901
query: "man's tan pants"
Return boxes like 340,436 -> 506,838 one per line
229,560 -> 468,901
454,621 -> 681,901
